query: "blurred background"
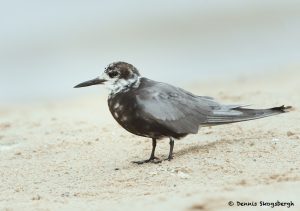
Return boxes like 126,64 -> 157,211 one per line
0,0 -> 299,103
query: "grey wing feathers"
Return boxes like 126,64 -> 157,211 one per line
136,82 -> 217,134
205,105 -> 291,125
135,79 -> 290,134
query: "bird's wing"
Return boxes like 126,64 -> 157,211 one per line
135,82 -> 218,134
134,79 -> 288,134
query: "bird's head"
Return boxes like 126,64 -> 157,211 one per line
74,61 -> 141,94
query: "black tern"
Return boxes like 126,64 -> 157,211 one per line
74,61 -> 291,164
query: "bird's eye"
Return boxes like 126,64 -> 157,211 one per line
108,71 -> 119,78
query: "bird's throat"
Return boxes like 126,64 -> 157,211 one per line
108,76 -> 141,97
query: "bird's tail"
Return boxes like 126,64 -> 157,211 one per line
205,105 -> 292,126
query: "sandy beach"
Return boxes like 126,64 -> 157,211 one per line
0,70 -> 299,211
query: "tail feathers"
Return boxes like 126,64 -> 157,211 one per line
270,105 -> 292,113
205,105 -> 292,126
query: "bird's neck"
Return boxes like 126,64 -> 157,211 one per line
108,76 -> 141,97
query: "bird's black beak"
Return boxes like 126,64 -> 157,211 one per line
74,78 -> 107,88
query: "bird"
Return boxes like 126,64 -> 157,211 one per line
74,61 -> 291,164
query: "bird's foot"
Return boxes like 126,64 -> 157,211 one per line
165,155 -> 174,161
132,156 -> 162,165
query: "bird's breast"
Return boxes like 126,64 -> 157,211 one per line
107,93 -> 163,138
108,99 -> 132,122
107,94 -> 141,130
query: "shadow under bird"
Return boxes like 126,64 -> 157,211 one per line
74,61 -> 291,164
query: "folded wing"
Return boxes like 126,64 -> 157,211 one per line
135,79 -> 290,134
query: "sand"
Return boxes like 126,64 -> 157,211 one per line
0,70 -> 299,211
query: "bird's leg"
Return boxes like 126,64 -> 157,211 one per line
132,138 -> 161,164
149,138 -> 158,160
166,138 -> 174,161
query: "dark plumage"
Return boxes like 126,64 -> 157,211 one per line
74,61 -> 291,164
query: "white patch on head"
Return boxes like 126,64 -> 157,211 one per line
114,111 -> 119,118
108,63 -> 115,68
100,72 -> 141,97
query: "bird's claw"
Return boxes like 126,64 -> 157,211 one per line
132,156 -> 162,165
165,156 -> 174,161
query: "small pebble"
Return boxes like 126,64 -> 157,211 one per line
32,195 -> 41,200
61,192 -> 70,197
0,123 -> 11,129
178,171 -> 190,179
149,171 -> 157,176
